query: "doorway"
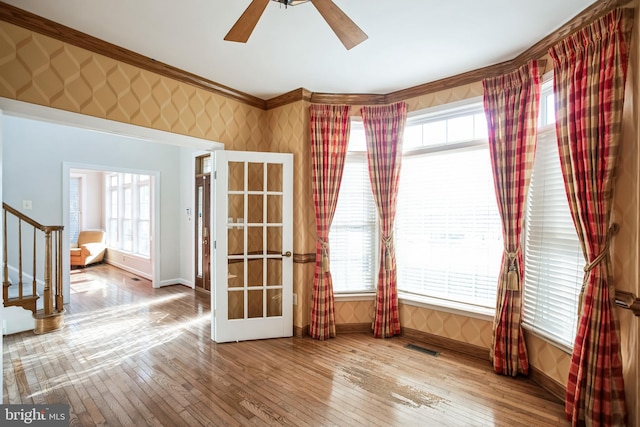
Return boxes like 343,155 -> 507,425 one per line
68,167 -> 156,280
194,155 -> 212,292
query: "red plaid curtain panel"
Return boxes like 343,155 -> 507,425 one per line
550,9 -> 633,427
361,102 -> 407,338
309,104 -> 351,340
483,60 -> 541,377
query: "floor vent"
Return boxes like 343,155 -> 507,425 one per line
405,343 -> 440,357
131,277 -> 141,282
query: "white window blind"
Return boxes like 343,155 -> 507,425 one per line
395,144 -> 503,308
330,125 -> 377,292
523,129 -> 584,349
137,179 -> 151,257
69,176 -> 82,243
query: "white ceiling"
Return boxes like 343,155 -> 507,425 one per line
4,0 -> 597,100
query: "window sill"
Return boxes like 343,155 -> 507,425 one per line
398,292 -> 494,322
334,291 -> 494,322
334,292 -> 376,302
106,248 -> 151,262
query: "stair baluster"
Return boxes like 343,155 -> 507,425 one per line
2,202 -> 65,334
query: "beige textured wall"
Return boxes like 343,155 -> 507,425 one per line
335,300 -> 374,324
406,82 -> 484,112
613,9 -> 640,424
265,101 -> 315,329
525,334 -> 571,385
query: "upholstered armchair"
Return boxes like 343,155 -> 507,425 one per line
70,230 -> 107,267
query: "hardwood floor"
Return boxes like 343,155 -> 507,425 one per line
3,264 -> 569,426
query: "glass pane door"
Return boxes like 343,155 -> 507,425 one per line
212,151 -> 293,343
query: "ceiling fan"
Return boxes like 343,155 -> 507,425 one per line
224,0 -> 368,50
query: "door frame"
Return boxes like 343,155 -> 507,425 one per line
63,162 -> 161,289
190,149 -> 221,290
194,171 -> 212,291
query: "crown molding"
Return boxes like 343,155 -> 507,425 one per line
0,1 -> 267,110
266,0 -> 634,107
265,88 -> 312,110
0,0 -> 634,110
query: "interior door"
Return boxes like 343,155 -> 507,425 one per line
211,150 -> 293,343
195,174 -> 211,291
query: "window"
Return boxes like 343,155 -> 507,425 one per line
108,174 -> 119,247
69,176 -> 82,243
331,102 -> 503,306
106,172 -> 152,258
522,80 -> 584,350
329,123 -> 377,292
331,88 -> 585,345
137,175 -> 151,257
395,105 -> 502,309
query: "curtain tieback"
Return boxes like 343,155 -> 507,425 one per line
382,233 -> 393,271
504,246 -> 521,291
577,223 -> 619,311
583,223 -> 619,275
318,238 -> 330,273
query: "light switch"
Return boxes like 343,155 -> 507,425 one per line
23,200 -> 32,210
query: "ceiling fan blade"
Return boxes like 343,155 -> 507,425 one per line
311,0 -> 368,50
224,0 -> 270,43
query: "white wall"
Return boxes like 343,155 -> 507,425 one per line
179,147 -> 197,288
177,148 -> 218,288
2,115 -> 184,292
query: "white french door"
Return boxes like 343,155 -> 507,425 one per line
211,151 -> 293,343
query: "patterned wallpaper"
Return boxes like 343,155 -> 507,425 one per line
1,16 -> 638,418
613,19 -> 639,422
265,101 -> 315,329
0,21 -> 266,150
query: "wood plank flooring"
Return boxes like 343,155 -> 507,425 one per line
3,264 -> 569,426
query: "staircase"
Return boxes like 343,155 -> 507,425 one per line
3,202 -> 65,334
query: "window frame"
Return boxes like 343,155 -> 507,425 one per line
332,88 -> 586,342
105,172 -> 153,259
69,174 -> 84,244
334,98 -> 503,317
395,105 -> 503,312
521,76 -> 583,353
330,121 -> 379,294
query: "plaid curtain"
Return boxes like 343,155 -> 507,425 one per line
361,102 -> 407,338
309,104 -> 351,340
550,9 -> 633,426
483,60 -> 542,377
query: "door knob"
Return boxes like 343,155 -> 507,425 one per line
282,251 -> 292,258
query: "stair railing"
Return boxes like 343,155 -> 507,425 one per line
3,202 -> 64,317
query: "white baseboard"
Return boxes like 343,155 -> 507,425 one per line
159,278 -> 193,288
104,260 -> 151,280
